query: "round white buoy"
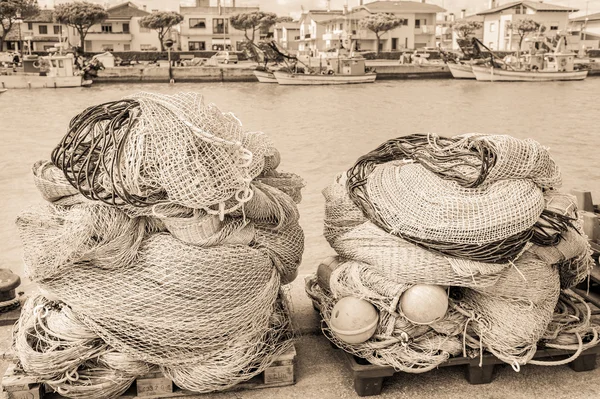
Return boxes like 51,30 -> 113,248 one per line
399,284 -> 449,325
330,296 -> 379,344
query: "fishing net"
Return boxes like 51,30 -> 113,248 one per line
308,133 -> 597,373
15,92 -> 303,398
346,134 -> 570,263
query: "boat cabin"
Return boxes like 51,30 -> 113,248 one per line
46,55 -> 76,78
327,57 -> 367,76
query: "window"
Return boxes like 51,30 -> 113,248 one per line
550,25 -> 559,31
415,19 -> 421,28
190,18 -> 206,29
213,18 -> 228,34
53,25 -> 61,35
102,24 -> 112,33
490,23 -> 496,32
402,19 -> 408,26
188,41 -> 206,50
339,23 -> 343,30
38,25 -> 47,34
391,38 -> 398,50
124,44 -> 130,51
27,22 -> 33,30
123,23 -> 129,33
515,5 -> 523,14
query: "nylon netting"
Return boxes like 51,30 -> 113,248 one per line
307,133 -> 598,373
15,92 -> 304,398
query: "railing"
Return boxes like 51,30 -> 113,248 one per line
416,25 -> 435,34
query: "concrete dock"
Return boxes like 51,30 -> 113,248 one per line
91,60 -> 600,83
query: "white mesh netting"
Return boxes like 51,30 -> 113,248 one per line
308,133 -> 598,373
15,92 -> 305,398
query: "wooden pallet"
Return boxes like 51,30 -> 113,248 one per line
341,344 -> 600,397
1,345 -> 296,399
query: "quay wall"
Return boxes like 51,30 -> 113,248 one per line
92,62 -> 600,83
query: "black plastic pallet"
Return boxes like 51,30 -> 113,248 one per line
340,344 -> 600,397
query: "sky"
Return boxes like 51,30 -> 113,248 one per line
39,0 -> 600,18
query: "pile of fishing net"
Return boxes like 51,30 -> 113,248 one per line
306,133 -> 598,373
15,92 -> 305,398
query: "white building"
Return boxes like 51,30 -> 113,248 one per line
179,0 -> 258,51
84,2 -> 163,52
298,10 -> 343,54
3,9 -> 74,52
477,0 -> 578,51
274,22 -> 300,51
320,0 -> 445,52
569,12 -> 600,50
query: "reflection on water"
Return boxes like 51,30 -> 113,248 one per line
1,79 -> 599,280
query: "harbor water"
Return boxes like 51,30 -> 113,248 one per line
1,79 -> 599,282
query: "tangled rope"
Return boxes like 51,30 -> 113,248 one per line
346,134 -> 571,263
308,133 -> 597,373
16,92 -> 304,398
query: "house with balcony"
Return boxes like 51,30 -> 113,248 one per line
477,0 -> 578,51
179,0 -> 258,51
569,13 -> 600,50
320,0 -> 445,53
83,2 -> 161,52
298,9 -> 343,55
2,9 -> 74,52
274,22 -> 300,51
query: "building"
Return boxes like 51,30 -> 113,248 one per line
569,13 -> 600,50
298,9 -> 343,55
320,0 -> 445,53
179,0 -> 258,51
274,22 -> 300,51
2,9 -> 74,53
477,0 -> 578,51
84,2 -> 162,52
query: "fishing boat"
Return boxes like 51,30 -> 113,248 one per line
0,88 -> 6,94
447,62 -> 475,79
471,35 -> 587,82
253,69 -> 277,83
471,65 -> 587,82
0,54 -> 92,89
274,56 -> 376,85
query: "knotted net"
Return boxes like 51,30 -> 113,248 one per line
308,133 -> 597,373
15,92 -> 304,398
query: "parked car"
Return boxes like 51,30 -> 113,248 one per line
210,51 -> 238,64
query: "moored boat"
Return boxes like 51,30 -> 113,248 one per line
471,65 -> 588,82
274,57 -> 376,85
253,69 -> 277,83
0,88 -> 6,94
274,70 -> 376,85
448,62 -> 475,79
0,54 -> 91,89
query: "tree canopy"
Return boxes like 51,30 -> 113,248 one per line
230,11 -> 278,43
54,1 -> 108,52
276,16 -> 294,23
452,21 -> 482,40
359,13 -> 404,54
507,18 -> 545,50
139,11 -> 183,51
0,0 -> 40,52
